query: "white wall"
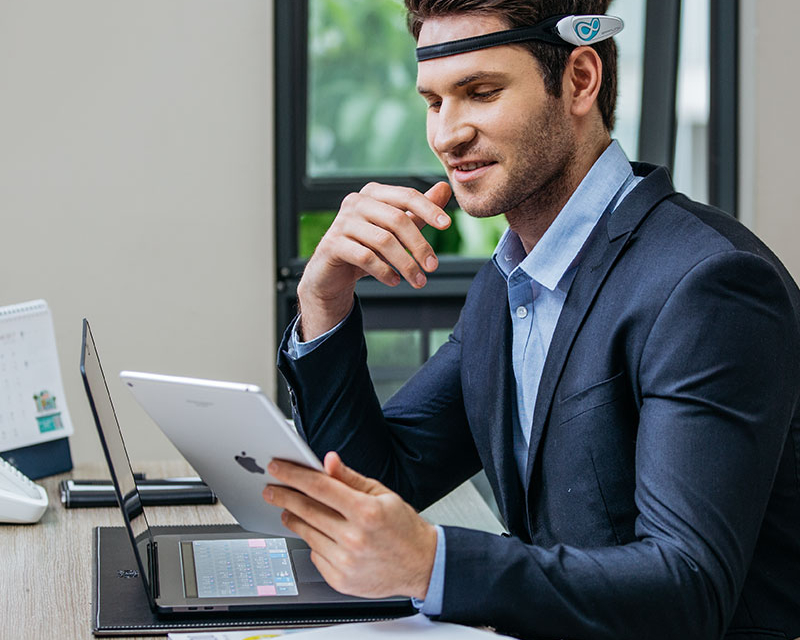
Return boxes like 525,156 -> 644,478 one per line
0,1 -> 275,465
739,0 -> 800,276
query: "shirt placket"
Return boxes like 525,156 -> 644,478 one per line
508,270 -> 536,448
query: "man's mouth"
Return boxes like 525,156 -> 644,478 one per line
454,161 -> 493,171
450,160 -> 497,183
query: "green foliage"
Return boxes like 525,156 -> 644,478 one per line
365,329 -> 421,367
298,211 -> 337,258
307,0 -> 441,177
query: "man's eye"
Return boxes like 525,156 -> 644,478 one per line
427,100 -> 441,110
472,89 -> 500,100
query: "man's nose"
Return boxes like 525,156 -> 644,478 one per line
432,102 -> 476,155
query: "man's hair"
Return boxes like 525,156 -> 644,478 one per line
405,0 -> 617,131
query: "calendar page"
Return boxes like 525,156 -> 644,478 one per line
0,300 -> 74,452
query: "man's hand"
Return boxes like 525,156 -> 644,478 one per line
262,451 -> 438,600
297,181 -> 452,341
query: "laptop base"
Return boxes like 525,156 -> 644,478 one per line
93,524 -> 414,636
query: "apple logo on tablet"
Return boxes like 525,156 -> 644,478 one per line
234,451 -> 265,474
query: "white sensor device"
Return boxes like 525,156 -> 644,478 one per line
554,15 -> 625,46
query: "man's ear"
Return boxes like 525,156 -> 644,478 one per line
564,46 -> 602,118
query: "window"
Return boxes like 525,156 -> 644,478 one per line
306,0 -> 437,179
673,0 -> 710,203
274,0 -> 738,412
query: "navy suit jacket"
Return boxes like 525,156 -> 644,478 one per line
278,164 -> 800,640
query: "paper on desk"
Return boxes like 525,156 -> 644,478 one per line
167,615 -> 507,640
168,628 -> 306,639
274,614 -> 507,639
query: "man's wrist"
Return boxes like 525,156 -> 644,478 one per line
296,284 -> 355,342
411,522 -> 439,600
413,524 -> 445,616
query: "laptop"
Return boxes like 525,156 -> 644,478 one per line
80,318 -> 411,616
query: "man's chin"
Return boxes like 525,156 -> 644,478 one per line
451,191 -> 505,219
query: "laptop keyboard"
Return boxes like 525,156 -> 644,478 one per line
191,538 -> 298,598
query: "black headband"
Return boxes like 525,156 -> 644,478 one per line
415,14 -> 624,62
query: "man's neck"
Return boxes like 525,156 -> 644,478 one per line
506,136 -> 612,254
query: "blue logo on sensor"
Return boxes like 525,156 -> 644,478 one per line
575,18 -> 601,41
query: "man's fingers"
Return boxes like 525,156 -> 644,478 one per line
341,217 -> 430,288
323,452 -> 384,495
407,181 -> 454,231
267,459 -> 363,518
307,550 -> 348,595
279,510 -> 338,559
360,182 -> 451,230
359,205 -> 440,273
337,237 -> 401,287
338,194 -> 442,285
425,181 -> 453,210
264,484 -> 347,537
323,182 -> 454,290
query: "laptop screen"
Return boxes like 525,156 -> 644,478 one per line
80,319 -> 155,599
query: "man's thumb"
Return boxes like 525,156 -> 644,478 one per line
425,181 -> 452,210
324,451 -> 381,494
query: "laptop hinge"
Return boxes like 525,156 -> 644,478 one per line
147,540 -> 160,599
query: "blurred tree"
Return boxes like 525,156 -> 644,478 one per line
308,0 -> 440,176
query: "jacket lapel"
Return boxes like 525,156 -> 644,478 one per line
522,165 -> 676,499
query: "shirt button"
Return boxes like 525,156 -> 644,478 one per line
516,305 -> 528,319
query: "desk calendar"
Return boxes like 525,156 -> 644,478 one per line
0,300 -> 74,453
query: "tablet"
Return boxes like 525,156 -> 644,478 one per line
120,370 -> 324,537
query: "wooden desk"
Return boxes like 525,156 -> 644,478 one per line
0,461 -> 504,638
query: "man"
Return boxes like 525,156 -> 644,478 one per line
266,1 -> 800,638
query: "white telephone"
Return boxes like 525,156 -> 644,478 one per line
0,456 -> 49,524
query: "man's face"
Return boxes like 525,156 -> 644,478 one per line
416,14 -> 576,218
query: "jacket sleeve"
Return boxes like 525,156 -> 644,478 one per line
435,251 -> 800,640
277,298 -> 482,511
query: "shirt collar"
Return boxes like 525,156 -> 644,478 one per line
492,140 -> 634,291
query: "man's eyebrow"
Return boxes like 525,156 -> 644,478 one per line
455,71 -> 508,87
416,71 -> 509,95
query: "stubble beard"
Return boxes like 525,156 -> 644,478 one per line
451,98 -> 577,222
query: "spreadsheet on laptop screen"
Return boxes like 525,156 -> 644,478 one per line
190,538 -> 298,598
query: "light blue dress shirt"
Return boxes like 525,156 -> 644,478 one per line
285,140 -> 641,616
